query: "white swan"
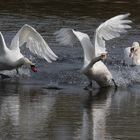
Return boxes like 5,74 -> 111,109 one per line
0,24 -> 58,77
55,14 -> 131,88
124,42 -> 140,65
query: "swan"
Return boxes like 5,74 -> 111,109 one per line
55,14 -> 132,88
0,24 -> 58,77
124,42 -> 140,65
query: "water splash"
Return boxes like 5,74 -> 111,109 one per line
0,67 -> 30,78
110,64 -> 140,87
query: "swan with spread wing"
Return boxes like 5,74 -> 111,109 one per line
55,14 -> 132,88
0,24 -> 58,77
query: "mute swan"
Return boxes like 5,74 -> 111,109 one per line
0,24 -> 58,77
55,14 -> 131,88
124,42 -> 140,65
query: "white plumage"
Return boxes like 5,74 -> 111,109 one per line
124,42 -> 140,65
0,24 -> 58,74
10,24 -> 58,63
55,14 -> 132,88
95,13 -> 131,56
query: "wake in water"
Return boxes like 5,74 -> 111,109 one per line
0,67 -> 30,78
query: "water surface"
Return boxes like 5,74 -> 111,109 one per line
0,83 -> 140,140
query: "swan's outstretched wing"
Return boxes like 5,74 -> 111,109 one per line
55,28 -> 94,64
95,13 -> 132,55
55,28 -> 77,46
10,24 -> 58,63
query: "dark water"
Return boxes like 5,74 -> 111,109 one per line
1,84 -> 140,140
0,0 -> 140,139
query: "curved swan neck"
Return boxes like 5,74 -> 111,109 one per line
86,56 -> 102,69
0,32 -> 7,50
72,30 -> 95,65
80,38 -> 95,65
20,57 -> 34,66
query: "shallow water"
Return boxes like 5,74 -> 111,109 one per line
0,83 -> 140,140
0,0 -> 140,139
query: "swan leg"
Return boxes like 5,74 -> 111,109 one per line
112,79 -> 118,89
16,69 -> 19,75
84,80 -> 92,90
0,74 -> 10,79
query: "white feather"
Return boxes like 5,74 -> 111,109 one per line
95,13 -> 132,56
124,42 -> 140,65
55,28 -> 94,65
10,24 -> 58,63
54,28 -> 77,46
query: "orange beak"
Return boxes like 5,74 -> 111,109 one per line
129,48 -> 134,57
31,65 -> 37,72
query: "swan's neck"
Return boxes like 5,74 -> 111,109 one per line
132,49 -> 140,65
23,57 -> 34,66
86,56 -> 102,69
134,48 -> 140,56
0,32 -> 8,51
15,57 -> 34,67
80,38 -> 95,65
94,34 -> 104,57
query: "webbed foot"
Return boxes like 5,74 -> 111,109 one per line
0,74 -> 10,79
84,81 -> 92,90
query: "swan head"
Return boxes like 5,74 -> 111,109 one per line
22,57 -> 37,72
129,42 -> 140,57
100,53 -> 107,61
30,64 -> 37,72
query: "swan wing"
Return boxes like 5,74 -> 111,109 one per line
55,28 -> 77,46
55,28 -> 94,63
9,24 -> 58,63
95,13 -> 132,56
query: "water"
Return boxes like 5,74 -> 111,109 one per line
0,0 -> 140,139
0,84 -> 140,140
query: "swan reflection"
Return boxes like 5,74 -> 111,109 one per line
0,84 -> 56,140
1,84 -> 139,140
81,88 -> 116,140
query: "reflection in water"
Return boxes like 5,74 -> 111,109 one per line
81,88 -> 116,140
0,83 -> 56,140
107,86 -> 140,140
0,84 -> 140,139
91,89 -> 113,140
0,83 -> 116,140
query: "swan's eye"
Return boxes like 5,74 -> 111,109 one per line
130,48 -> 134,53
31,65 -> 37,72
